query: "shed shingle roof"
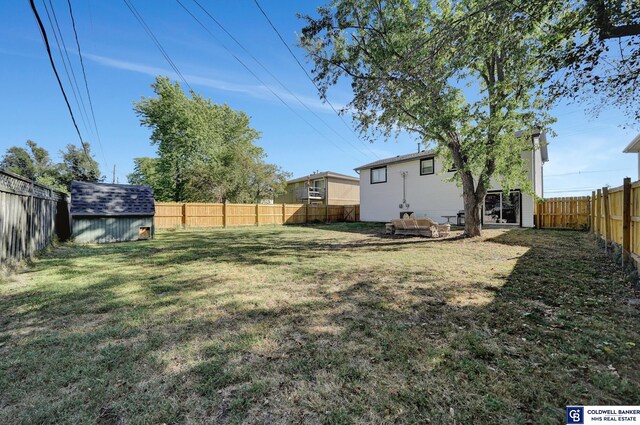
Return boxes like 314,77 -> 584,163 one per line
71,182 -> 155,216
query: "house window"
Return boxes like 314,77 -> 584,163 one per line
448,164 -> 458,172
370,166 -> 387,184
420,158 -> 435,175
483,190 -> 521,225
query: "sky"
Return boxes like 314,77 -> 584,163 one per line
0,0 -> 637,197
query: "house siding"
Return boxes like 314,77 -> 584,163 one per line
359,153 -> 539,227
326,178 -> 360,205
72,216 -> 154,243
275,176 -> 360,205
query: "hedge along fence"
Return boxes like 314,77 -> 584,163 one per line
590,177 -> 634,268
535,196 -> 591,230
0,170 -> 70,265
154,203 -> 360,229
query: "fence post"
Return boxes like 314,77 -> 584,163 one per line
305,204 -> 309,224
181,203 -> 186,228
256,204 -> 260,226
591,191 -> 596,232
622,177 -> 631,267
223,202 -> 227,228
27,181 -> 34,259
595,189 -> 602,238
282,204 -> 286,225
538,200 -> 544,229
602,187 -> 611,252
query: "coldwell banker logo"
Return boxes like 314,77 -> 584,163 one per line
567,406 -> 584,424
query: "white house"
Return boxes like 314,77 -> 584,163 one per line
355,132 -> 549,227
623,133 -> 640,180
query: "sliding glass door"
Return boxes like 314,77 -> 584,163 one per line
483,191 -> 521,225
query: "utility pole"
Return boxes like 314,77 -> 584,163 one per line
112,164 -> 116,184
417,142 -> 421,153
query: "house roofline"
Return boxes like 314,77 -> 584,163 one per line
355,130 -> 549,171
354,150 -> 436,171
623,133 -> 640,153
286,171 -> 359,184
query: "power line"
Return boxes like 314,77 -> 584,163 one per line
66,0 -> 108,169
546,169 -> 630,177
189,0 -> 379,161
122,0 -> 193,93
252,0 -> 379,159
42,0 -> 94,140
175,0 -> 361,162
545,188 -> 597,193
29,0 -> 91,161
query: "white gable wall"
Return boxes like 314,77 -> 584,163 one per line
359,153 -> 541,227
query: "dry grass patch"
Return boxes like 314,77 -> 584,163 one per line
0,223 -> 638,424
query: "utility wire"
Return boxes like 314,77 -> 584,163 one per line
190,0 -> 379,161
123,0 -> 193,92
66,0 -> 108,169
253,0 -> 379,159
546,169 -> 629,177
42,0 -> 93,140
175,0 -> 360,162
29,0 -> 91,160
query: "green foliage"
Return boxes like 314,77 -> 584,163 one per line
0,140 -> 102,192
535,0 -> 640,122
0,145 -> 36,180
57,144 -> 103,191
127,157 -> 166,198
133,76 -> 290,203
299,0 -> 554,235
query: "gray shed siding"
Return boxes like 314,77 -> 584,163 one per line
72,216 -> 154,243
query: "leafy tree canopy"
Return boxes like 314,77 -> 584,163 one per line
535,0 -> 640,122
133,76 -> 289,203
300,0 -> 553,236
0,140 -> 103,192
57,144 -> 103,190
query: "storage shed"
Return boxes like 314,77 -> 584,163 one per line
71,181 -> 155,243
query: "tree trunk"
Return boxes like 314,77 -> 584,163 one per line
463,195 -> 483,237
462,179 -> 483,237
447,135 -> 490,238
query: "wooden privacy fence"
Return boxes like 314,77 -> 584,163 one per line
0,170 -> 70,265
590,177 -> 634,267
155,203 -> 360,229
535,196 -> 591,230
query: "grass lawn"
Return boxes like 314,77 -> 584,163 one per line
1,223 -> 639,424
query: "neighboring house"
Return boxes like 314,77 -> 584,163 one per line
71,181 -> 155,243
355,132 -> 548,227
623,133 -> 640,180
275,171 -> 360,205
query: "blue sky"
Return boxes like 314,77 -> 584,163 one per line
0,0 -> 637,196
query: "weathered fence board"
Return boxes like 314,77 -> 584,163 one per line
535,196 -> 591,230
0,170 -> 70,265
154,202 -> 360,229
585,177 -> 637,268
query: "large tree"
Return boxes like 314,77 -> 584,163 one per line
1,141 -> 102,191
1,140 -> 54,181
127,157 -> 167,198
300,0 -> 553,236
57,143 -> 104,190
133,76 -> 289,203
